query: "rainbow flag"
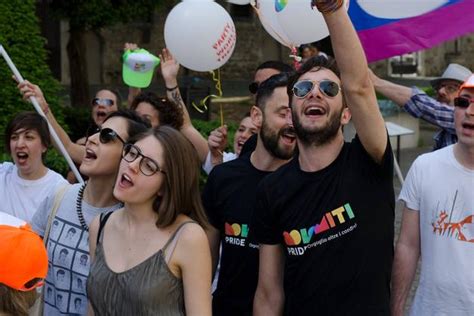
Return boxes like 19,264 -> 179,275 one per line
349,0 -> 474,62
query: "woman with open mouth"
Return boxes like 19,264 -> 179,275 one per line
0,112 -> 67,222
87,126 -> 212,316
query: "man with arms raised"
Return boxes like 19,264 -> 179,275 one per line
253,1 -> 395,314
392,75 -> 474,315
370,63 -> 471,150
203,73 -> 296,316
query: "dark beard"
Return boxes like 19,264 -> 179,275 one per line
292,108 -> 342,146
260,120 -> 294,160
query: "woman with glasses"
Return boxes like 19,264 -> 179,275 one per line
30,110 -> 150,315
87,126 -> 212,316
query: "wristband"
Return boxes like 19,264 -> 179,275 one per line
166,85 -> 178,91
312,0 -> 344,14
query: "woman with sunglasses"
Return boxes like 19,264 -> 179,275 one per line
17,80 -> 122,161
87,126 -> 211,316
30,110 -> 149,315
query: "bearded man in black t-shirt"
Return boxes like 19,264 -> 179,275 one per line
252,2 -> 395,315
202,73 -> 297,316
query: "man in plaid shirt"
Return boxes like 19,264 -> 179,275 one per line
370,63 -> 471,150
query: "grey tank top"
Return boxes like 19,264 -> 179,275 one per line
87,216 -> 196,316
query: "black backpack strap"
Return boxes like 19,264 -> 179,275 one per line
96,211 -> 113,245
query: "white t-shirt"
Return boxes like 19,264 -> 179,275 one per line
202,151 -> 237,175
0,162 -> 67,223
399,145 -> 474,316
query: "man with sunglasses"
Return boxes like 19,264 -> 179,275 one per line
370,63 -> 472,150
31,110 -> 149,315
253,2 -> 395,315
392,75 -> 474,316
203,73 -> 296,316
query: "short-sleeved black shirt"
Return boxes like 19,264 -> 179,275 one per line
253,136 -> 395,315
202,152 -> 272,316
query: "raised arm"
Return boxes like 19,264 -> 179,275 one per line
391,206 -> 420,316
204,125 -> 228,173
318,2 -> 387,162
368,69 -> 412,107
17,80 -> 85,163
253,244 -> 285,316
159,48 -> 209,163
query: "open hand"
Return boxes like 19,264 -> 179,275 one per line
159,48 -> 180,85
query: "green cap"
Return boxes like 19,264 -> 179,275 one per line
122,49 -> 160,88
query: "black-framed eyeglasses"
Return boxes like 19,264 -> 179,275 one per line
292,79 -> 340,99
122,143 -> 165,176
454,96 -> 474,108
248,82 -> 259,94
92,98 -> 114,107
86,126 -> 125,145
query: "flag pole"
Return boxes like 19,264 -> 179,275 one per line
0,44 -> 84,183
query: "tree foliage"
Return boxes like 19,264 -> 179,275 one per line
49,0 -> 173,31
48,0 -> 175,107
0,0 -> 63,128
0,0 -> 69,174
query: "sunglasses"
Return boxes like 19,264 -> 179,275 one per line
248,82 -> 259,94
92,98 -> 114,107
122,143 -> 165,176
86,126 -> 125,145
454,96 -> 474,108
292,79 -> 340,99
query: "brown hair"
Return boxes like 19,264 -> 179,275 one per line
0,284 -> 37,316
287,55 -> 345,106
133,126 -> 209,229
130,92 -> 184,130
5,112 -> 50,159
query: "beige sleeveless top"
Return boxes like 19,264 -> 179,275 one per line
87,218 -> 196,316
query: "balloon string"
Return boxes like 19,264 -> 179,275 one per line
251,2 -> 292,48
251,1 -> 301,69
192,69 -> 223,119
289,47 -> 302,70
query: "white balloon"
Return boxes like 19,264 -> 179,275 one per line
255,0 -> 291,47
276,0 -> 329,46
227,0 -> 250,4
164,1 -> 237,72
357,0 -> 448,19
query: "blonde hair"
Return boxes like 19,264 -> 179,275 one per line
0,284 -> 37,316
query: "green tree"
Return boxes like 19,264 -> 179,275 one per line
49,0 -> 175,108
0,0 -> 62,137
0,0 -> 68,173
